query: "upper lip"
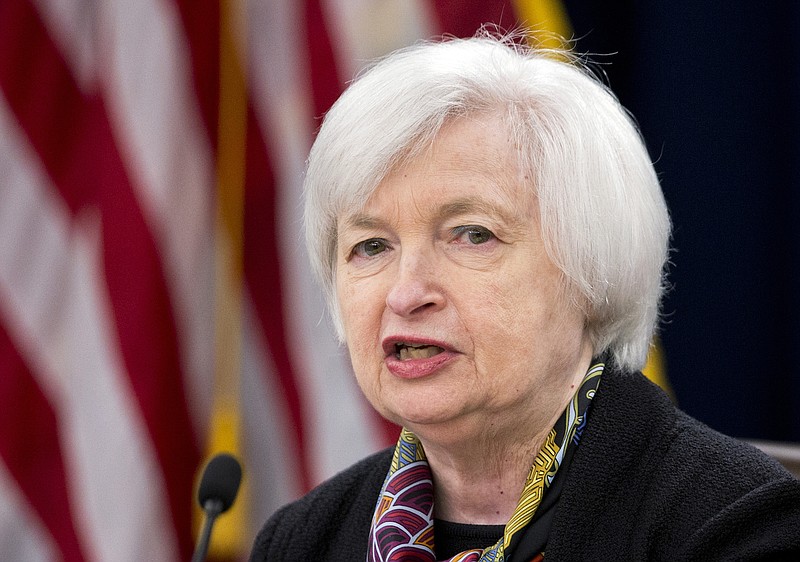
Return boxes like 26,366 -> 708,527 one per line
381,336 -> 455,357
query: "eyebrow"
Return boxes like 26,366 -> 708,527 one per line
342,213 -> 387,231
436,197 -> 518,223
341,196 -> 525,231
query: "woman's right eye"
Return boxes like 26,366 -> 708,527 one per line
351,238 -> 388,258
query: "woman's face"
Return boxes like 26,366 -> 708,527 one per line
335,113 -> 592,445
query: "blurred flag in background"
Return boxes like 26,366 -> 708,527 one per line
0,1 -> 572,560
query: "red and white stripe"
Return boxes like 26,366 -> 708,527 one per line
0,0 -> 520,559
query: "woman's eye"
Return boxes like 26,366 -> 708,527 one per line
454,226 -> 494,245
352,238 -> 388,258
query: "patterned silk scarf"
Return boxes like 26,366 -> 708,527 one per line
366,362 -> 604,562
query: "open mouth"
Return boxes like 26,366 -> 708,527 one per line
394,342 -> 445,361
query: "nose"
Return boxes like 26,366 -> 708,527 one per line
385,251 -> 445,318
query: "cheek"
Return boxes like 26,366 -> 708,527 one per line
339,282 -> 378,332
336,276 -> 384,370
479,273 -> 542,328
341,311 -> 380,398
336,272 -> 365,328
345,325 -> 386,413
471,261 -> 574,361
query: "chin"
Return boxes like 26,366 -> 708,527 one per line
382,396 -> 469,432
366,370 -> 473,430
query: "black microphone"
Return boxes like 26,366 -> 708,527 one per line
192,453 -> 243,562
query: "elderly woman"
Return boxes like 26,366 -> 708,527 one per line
251,35 -> 800,561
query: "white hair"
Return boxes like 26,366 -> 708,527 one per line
304,34 -> 671,372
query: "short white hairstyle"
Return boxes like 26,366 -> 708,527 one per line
304,34 -> 671,372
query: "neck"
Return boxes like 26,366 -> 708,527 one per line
425,427 -> 550,524
418,342 -> 594,525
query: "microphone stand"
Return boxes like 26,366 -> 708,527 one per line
192,498 -> 224,562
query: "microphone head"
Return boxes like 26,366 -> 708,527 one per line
197,453 -> 242,513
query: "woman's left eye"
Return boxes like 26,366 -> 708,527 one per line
453,225 -> 495,245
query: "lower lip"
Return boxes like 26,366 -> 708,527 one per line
384,351 -> 458,379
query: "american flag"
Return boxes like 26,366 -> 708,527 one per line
0,1 -> 566,560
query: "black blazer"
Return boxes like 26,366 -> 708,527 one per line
251,368 -> 800,561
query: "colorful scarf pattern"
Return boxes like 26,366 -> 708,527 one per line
367,362 -> 603,562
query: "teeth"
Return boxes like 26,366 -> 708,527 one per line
396,344 -> 444,360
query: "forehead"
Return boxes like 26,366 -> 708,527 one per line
340,112 -> 536,228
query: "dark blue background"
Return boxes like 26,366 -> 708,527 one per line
563,1 -> 800,441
